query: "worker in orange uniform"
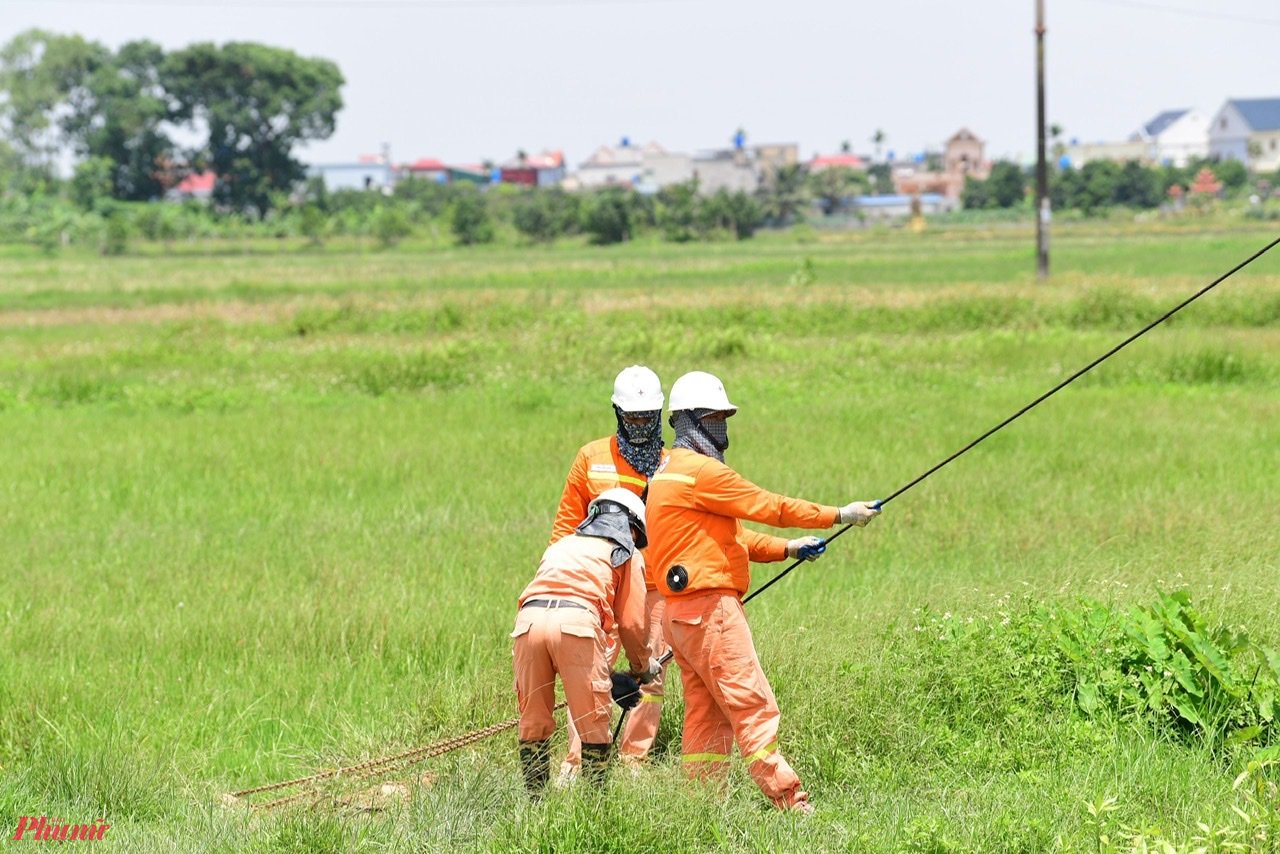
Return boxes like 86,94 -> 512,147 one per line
645,371 -> 881,814
549,365 -> 672,783
513,488 -> 661,795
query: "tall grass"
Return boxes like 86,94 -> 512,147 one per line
1,222 -> 1278,850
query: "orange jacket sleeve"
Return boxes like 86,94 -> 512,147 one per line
550,447 -> 592,545
694,460 -> 839,531
612,553 -> 652,671
739,525 -> 790,563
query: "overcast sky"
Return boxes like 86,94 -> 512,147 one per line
3,0 -> 1280,169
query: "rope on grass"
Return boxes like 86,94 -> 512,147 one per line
227,700 -> 567,810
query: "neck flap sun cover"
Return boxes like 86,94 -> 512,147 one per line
574,505 -> 637,567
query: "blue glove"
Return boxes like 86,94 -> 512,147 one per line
786,536 -> 827,561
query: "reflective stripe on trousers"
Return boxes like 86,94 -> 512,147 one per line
663,590 -> 808,810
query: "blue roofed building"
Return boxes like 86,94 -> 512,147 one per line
1208,98 -> 1280,171
1131,109 -> 1208,167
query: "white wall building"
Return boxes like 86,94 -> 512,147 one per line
1208,98 -> 1280,171
307,157 -> 394,193
690,148 -> 759,195
574,141 -> 685,189
1132,109 -> 1209,167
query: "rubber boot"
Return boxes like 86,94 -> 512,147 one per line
519,739 -> 552,797
580,742 -> 611,789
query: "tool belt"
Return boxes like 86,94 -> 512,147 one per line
521,598 -> 589,611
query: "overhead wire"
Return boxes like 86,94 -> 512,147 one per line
1077,0 -> 1280,29
2,0 -> 687,8
742,233 -> 1280,605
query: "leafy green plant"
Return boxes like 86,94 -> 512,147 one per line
1051,592 -> 1278,747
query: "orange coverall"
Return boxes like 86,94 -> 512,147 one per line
646,446 -> 838,810
512,534 -> 652,750
550,435 -> 671,769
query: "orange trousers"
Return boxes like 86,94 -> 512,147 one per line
663,590 -> 808,810
562,590 -> 670,771
512,605 -> 611,746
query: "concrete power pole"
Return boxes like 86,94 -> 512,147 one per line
1035,0 -> 1050,279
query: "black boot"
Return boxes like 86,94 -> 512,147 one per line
580,742 -> 611,788
519,739 -> 551,797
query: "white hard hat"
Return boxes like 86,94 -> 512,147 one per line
589,487 -> 647,548
611,365 -> 664,413
667,371 -> 737,415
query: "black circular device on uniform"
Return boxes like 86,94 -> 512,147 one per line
666,565 -> 688,593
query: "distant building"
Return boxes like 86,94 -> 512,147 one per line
808,153 -> 866,172
943,128 -> 986,178
691,147 -> 758,195
854,193 -> 956,220
1208,97 -> 1280,172
401,157 -> 449,183
753,142 -> 800,183
1132,109 -> 1209,167
498,150 -> 566,188
165,171 -> 215,202
308,154 -> 394,193
574,140 -> 683,189
892,129 -> 989,200
569,138 -> 795,195
448,164 -> 490,185
1061,138 -> 1150,168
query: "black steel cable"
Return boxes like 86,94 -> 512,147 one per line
743,233 -> 1280,604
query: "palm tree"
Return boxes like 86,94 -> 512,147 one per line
871,129 -> 886,162
759,162 -> 808,224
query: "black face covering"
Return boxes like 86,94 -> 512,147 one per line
614,406 -> 663,477
698,416 -> 729,452
671,409 -> 729,463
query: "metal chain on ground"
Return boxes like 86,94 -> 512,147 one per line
229,701 -> 567,808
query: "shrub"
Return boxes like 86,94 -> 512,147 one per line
449,192 -> 494,246
372,204 -> 412,247
580,189 -> 632,245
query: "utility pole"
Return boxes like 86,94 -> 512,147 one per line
1035,0 -> 1050,279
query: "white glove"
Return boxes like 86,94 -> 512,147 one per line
838,500 -> 882,527
786,536 -> 827,561
633,656 -> 662,684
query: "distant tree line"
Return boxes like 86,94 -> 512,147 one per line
0,29 -> 343,214
4,28 -> 1279,255
962,157 -> 1260,215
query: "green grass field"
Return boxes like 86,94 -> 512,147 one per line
2,221 -> 1279,852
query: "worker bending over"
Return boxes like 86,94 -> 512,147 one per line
513,488 -> 660,795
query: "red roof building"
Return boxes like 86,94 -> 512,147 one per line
808,153 -> 866,172
168,171 -> 215,200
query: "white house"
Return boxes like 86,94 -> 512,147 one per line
690,147 -> 759,195
573,141 -> 688,189
1132,109 -> 1208,167
307,155 -> 395,193
1208,98 -> 1280,172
